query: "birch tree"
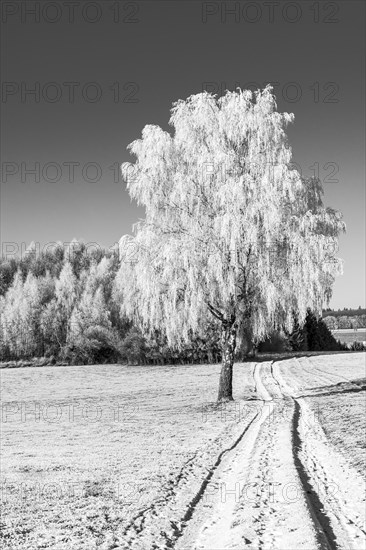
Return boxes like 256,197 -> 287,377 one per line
116,86 -> 345,401
0,271 -> 42,357
67,286 -> 114,363
40,261 -> 77,354
1,271 -> 26,357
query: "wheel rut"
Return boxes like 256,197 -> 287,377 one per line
292,399 -> 338,550
265,362 -> 339,549
274,359 -> 366,549
121,361 -> 365,549
163,405 -> 263,548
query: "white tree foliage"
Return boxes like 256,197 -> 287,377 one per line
115,87 -> 345,348
40,261 -> 78,351
0,271 -> 42,356
67,286 -> 113,352
67,257 -> 115,359
1,271 -> 27,356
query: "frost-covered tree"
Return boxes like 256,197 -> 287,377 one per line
41,261 -> 77,354
0,294 -> 6,358
22,272 -> 43,355
0,270 -> 25,357
118,87 -> 345,400
79,256 -> 114,301
0,270 -> 42,357
67,286 -> 115,363
338,315 -> 352,329
323,315 -> 338,330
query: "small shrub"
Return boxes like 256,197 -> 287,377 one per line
350,341 -> 366,351
118,328 -> 147,365
258,331 -> 291,353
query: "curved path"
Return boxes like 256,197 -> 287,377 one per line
174,360 -> 366,550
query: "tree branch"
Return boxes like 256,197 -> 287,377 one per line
207,302 -> 224,322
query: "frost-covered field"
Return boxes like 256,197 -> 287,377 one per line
1,362 -> 257,549
1,354 -> 365,549
276,354 -> 366,475
332,328 -> 366,345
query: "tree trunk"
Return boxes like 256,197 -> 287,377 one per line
217,320 -> 237,402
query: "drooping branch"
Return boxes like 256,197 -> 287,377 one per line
117,86 -> 345,350
207,302 -> 224,322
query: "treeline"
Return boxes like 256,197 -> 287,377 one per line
0,241 -> 355,366
258,310 -> 348,353
322,307 -> 366,330
0,241 -> 222,365
323,315 -> 366,330
323,307 -> 366,318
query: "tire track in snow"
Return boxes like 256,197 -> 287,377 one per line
258,361 -> 339,549
294,395 -> 366,547
185,361 -> 364,550
253,362 -> 273,402
120,368 -> 264,549
179,362 -> 320,549
122,361 -> 365,549
292,399 -> 338,550
271,358 -> 338,549
120,452 -> 200,543
164,403 -> 263,548
162,364 -> 275,547
274,359 -> 366,549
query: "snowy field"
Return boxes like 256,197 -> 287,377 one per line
1,354 -> 365,549
332,329 -> 366,345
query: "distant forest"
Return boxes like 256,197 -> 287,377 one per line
322,307 -> 366,331
323,307 -> 366,318
0,241 -> 363,366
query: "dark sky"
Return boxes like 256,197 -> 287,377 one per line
1,0 -> 365,308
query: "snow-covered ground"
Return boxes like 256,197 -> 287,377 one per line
332,329 -> 366,345
1,354 -> 365,549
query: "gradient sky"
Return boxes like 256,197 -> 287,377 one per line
1,0 -> 365,309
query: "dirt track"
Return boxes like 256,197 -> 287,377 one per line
2,358 -> 365,550
172,361 -> 366,550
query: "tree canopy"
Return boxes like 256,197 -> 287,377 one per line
116,86 -> 345,351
